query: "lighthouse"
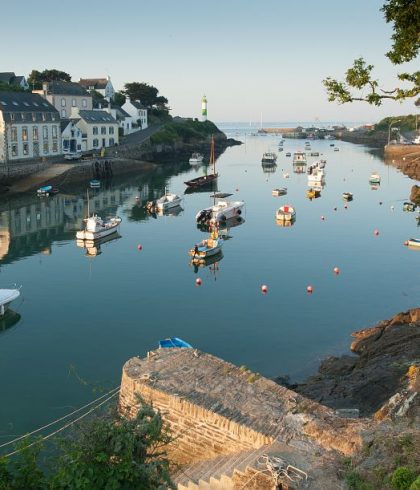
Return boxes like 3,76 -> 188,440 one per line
201,95 -> 207,121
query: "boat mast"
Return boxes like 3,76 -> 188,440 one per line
87,189 -> 90,217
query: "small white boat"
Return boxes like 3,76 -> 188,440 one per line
0,288 -> 20,316
342,192 -> 353,201
76,215 -> 121,240
405,238 -> 420,248
89,179 -> 100,189
147,188 -> 182,212
285,152 -> 291,157
403,202 -> 416,212
272,187 -> 287,196
196,197 -> 245,225
37,185 -> 59,197
334,147 -> 339,152
189,229 -> 222,260
261,152 -> 277,164
189,153 -> 204,165
276,205 -> 296,221
307,167 -> 325,184
293,151 -> 307,165
369,172 -> 381,184
283,173 -> 290,179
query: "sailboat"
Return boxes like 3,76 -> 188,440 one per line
76,190 -> 121,240
184,137 -> 218,188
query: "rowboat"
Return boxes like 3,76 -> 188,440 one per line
89,179 -> 100,188
405,238 -> 420,248
276,205 -> 296,221
37,185 -> 59,197
189,228 -> 223,259
159,337 -> 192,348
0,288 -> 20,316
185,138 -> 217,188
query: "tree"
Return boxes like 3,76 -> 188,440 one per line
0,81 -> 26,93
0,399 -> 175,489
113,91 -> 126,107
323,0 -> 419,105
123,82 -> 169,111
28,69 -> 72,90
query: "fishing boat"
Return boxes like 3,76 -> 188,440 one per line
185,137 -> 218,188
405,238 -> 420,248
293,151 -> 307,165
403,202 -> 416,212
146,187 -> 182,212
276,205 -> 296,221
189,227 -> 223,260
306,188 -> 321,199
369,172 -> 381,184
37,185 -> 59,197
189,153 -> 204,165
272,187 -> 287,196
195,193 -> 245,226
0,288 -> 20,316
342,192 -> 353,201
89,179 -> 100,189
307,166 -> 325,184
261,152 -> 277,164
334,147 -> 339,152
311,152 -> 320,156
159,337 -> 193,348
285,152 -> 291,157
76,191 -> 121,240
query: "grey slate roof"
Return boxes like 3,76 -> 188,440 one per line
79,78 -> 108,90
78,110 -> 118,124
0,91 -> 59,123
130,100 -> 146,110
43,81 -> 89,96
0,72 -> 15,84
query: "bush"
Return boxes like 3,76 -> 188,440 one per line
391,467 -> 416,490
409,477 -> 420,490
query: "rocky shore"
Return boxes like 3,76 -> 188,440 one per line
276,308 -> 420,417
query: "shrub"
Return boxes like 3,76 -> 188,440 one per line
391,467 -> 416,490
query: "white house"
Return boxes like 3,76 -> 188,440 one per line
95,102 -> 133,135
0,91 -> 61,164
61,119 -> 83,155
71,108 -> 119,152
33,81 -> 92,119
79,77 -> 115,100
121,97 -> 148,130
0,72 -> 29,90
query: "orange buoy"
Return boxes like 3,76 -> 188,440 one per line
374,229 -> 379,236
195,278 -> 202,286
137,244 -> 143,251
333,267 -> 340,274
261,284 -> 268,294
306,285 -> 313,294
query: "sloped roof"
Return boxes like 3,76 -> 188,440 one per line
44,81 -> 89,96
79,78 -> 108,90
0,72 -> 15,84
130,99 -> 146,110
78,110 -> 118,124
0,91 -> 58,113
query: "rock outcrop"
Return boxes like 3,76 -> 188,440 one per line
282,309 -> 420,417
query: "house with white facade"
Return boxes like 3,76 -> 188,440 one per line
0,91 -> 61,164
95,102 -> 133,135
61,119 -> 83,155
0,72 -> 29,90
33,81 -> 92,119
71,108 -> 119,151
79,77 -> 115,100
121,97 -> 148,131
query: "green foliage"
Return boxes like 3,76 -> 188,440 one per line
409,476 -> 420,490
0,400 -> 174,489
90,89 -> 104,101
374,114 -> 418,131
0,81 -> 26,93
391,467 -> 417,490
345,471 -> 374,490
123,82 -> 169,110
150,120 -> 223,145
323,0 -> 420,106
113,91 -> 126,107
28,69 -> 71,90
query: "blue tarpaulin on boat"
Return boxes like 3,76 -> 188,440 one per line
159,337 -> 193,348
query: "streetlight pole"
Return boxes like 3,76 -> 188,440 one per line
388,119 -> 401,145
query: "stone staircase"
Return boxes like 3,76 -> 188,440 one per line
174,445 -> 272,489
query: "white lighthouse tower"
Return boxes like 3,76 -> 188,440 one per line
201,95 -> 208,122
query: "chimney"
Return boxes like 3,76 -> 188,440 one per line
42,82 -> 48,95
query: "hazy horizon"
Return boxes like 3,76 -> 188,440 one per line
2,0 -> 418,122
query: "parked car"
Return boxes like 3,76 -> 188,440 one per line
64,152 -> 82,161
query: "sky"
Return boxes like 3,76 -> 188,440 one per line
1,0 -> 418,123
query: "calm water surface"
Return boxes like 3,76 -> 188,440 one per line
0,128 -> 419,439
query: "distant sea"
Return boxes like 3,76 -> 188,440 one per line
216,121 -> 368,133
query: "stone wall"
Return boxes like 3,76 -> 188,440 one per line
0,161 -> 51,183
119,368 -> 273,465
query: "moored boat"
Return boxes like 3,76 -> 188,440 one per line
369,172 -> 381,184
261,152 -> 277,164
76,215 -> 122,240
405,238 -> 420,248
293,151 -> 307,165
89,179 -> 100,189
276,204 -> 296,221
343,192 -> 353,201
189,153 -> 204,165
146,187 -> 182,212
189,228 -> 222,260
37,185 -> 59,197
306,188 -> 321,199
285,152 -> 291,157
195,194 -> 245,226
0,288 -> 20,316
272,187 -> 287,196
403,202 -> 416,212
159,337 -> 193,348
185,137 -> 218,188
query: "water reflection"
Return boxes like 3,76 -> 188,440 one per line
261,163 -> 277,174
0,310 -> 21,333
76,233 -> 121,257
190,251 -> 223,278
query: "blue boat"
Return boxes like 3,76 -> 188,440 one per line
90,179 -> 101,189
158,337 -> 193,349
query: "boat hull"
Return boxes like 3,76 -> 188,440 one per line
0,289 -> 20,316
185,173 -> 218,188
76,222 -> 120,240
156,198 -> 182,211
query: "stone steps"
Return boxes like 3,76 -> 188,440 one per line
174,445 -> 271,489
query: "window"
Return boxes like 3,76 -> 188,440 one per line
101,126 -> 106,135
52,114 -> 57,121
43,126 -> 48,139
52,126 -> 57,138
10,113 -> 15,121
42,113 -> 46,121
43,141 -> 49,154
33,126 -> 38,141
33,142 -> 39,156
32,112 -> 36,121
61,98 -> 66,107
22,127 -> 28,141
21,113 -> 26,121
82,99 -> 87,108
11,127 -> 17,141
109,138 -> 114,146
52,140 -> 58,152
93,138 -> 99,148
63,140 -> 69,149
109,126 -> 114,134
11,144 -> 18,156
23,143 -> 29,155
61,109 -> 66,118
72,99 -> 76,107
93,127 -> 98,135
